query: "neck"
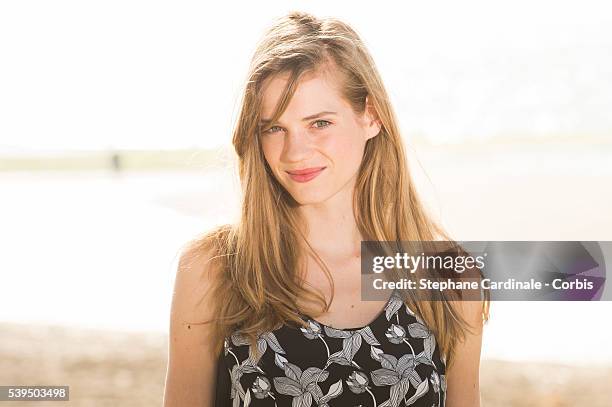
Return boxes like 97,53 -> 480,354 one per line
298,180 -> 362,259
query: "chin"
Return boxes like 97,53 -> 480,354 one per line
288,190 -> 331,206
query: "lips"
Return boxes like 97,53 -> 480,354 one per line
286,166 -> 326,183
286,167 -> 326,175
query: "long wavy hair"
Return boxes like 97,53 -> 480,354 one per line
186,10 -> 490,370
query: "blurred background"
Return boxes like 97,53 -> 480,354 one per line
1,0 -> 611,406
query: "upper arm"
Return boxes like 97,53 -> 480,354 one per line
444,299 -> 485,407
163,240 -> 221,407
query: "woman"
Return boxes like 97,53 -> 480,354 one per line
163,11 -> 490,407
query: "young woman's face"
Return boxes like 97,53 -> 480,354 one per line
259,68 -> 380,206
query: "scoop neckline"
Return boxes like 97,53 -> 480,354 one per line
301,289 -> 397,332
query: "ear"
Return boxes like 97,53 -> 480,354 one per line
363,95 -> 382,141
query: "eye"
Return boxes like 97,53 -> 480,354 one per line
264,125 -> 284,134
313,119 -> 331,129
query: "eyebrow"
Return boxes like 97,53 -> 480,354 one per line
259,111 -> 337,125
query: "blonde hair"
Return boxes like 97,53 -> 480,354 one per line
188,10 -> 490,370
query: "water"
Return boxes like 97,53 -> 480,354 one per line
0,169 -> 240,332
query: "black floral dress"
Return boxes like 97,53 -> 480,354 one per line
215,290 -> 447,407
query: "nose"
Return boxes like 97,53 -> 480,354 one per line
282,128 -> 313,163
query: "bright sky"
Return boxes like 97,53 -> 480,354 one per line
1,0 -> 610,152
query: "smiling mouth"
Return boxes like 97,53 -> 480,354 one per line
286,167 -> 326,183
286,166 -> 326,175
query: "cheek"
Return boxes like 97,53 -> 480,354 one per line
322,127 -> 367,167
260,137 -> 282,167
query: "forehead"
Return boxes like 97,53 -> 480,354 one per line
260,67 -> 347,120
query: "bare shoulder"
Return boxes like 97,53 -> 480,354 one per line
451,262 -> 489,334
452,298 -> 485,332
172,236 -> 223,316
163,233 -> 225,407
